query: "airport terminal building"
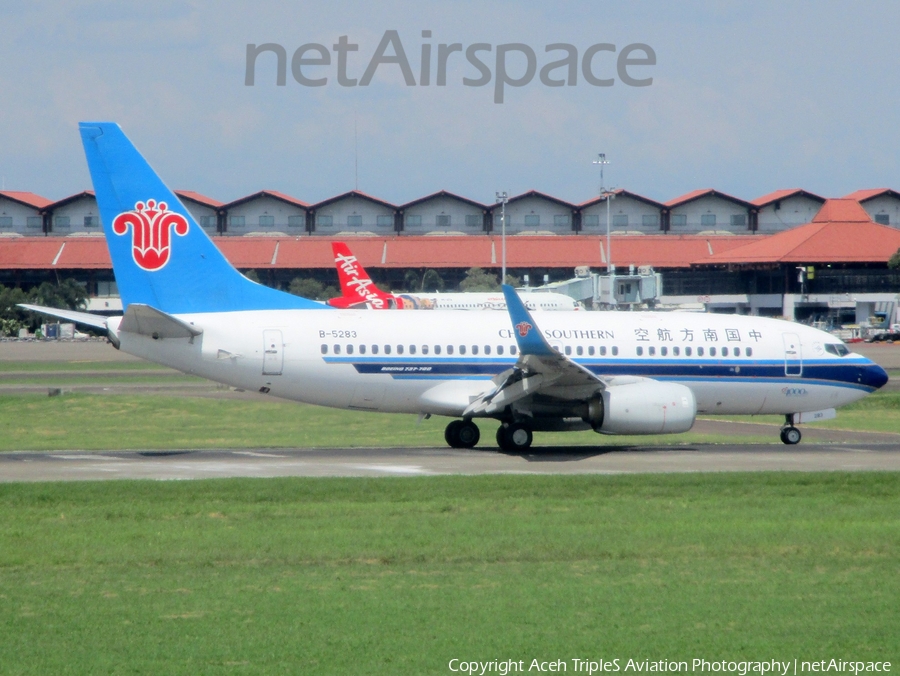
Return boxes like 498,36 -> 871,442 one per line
1,186 -> 899,328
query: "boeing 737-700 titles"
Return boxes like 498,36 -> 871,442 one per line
23,123 -> 888,450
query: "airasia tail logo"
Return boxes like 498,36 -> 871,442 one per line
112,199 -> 189,271
515,321 -> 533,337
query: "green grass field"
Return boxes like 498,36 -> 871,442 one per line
0,473 -> 897,675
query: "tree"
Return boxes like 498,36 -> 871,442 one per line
0,284 -> 29,337
459,267 -> 499,292
242,269 -> 261,283
288,277 -> 338,301
402,269 -> 444,293
29,279 -> 87,311
889,247 -> 900,269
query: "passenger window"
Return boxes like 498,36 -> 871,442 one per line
397,345 -> 404,355
673,346 -> 680,356
384,345 -> 391,355
422,345 -> 429,355
746,347 -> 753,357
588,346 -> 595,356
685,346 -> 692,357
600,346 -> 607,356
320,344 -> 327,354
564,346 -> 572,356
435,345 -> 441,355
360,344 -> 366,355
576,346 -> 583,356
347,345 -> 354,355
661,346 -> 667,356
697,347 -> 704,357
497,346 -> 504,355
636,346 -> 644,356
709,347 -> 716,357
648,346 -> 656,356
511,346 -> 518,355
334,345 -> 341,354
612,346 -> 618,356
459,345 -> 466,355
372,345 -> 379,355
733,347 -> 740,356
484,345 -> 491,355
472,345 -> 479,355
721,347 -> 728,357
447,345 -> 454,355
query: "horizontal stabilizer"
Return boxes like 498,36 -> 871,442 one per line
119,304 -> 202,339
18,304 -> 110,330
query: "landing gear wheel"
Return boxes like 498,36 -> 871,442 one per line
780,426 -> 802,445
445,419 -> 480,448
496,422 -> 533,451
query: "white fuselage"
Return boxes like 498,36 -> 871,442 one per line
109,309 -> 880,420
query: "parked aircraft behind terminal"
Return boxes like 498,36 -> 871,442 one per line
23,123 -> 889,450
327,241 -> 582,311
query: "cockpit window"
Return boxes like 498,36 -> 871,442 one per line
824,343 -> 850,357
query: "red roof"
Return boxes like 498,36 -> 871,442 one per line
0,191 -> 52,209
842,188 -> 900,203
175,190 -> 223,208
44,190 -> 95,211
665,188 -> 752,209
702,199 -> 900,264
751,189 -> 825,207
579,188 -> 664,210
224,190 -> 308,209
0,238 -> 111,269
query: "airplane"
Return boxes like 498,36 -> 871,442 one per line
327,241 -> 583,311
22,122 -> 889,451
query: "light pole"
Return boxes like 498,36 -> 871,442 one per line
496,191 -> 508,285
593,153 -> 612,273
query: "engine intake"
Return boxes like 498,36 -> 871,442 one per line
583,381 -> 696,435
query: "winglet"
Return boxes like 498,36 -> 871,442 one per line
501,284 -> 556,356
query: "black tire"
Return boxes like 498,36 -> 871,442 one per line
498,422 -> 533,451
456,420 -> 480,448
444,420 -> 464,448
782,426 -> 802,445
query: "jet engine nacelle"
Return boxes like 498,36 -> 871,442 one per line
584,380 -> 697,435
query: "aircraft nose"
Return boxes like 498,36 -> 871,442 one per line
861,362 -> 889,390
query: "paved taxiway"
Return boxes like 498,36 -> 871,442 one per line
2,442 -> 899,482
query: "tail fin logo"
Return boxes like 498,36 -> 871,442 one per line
515,321 -> 533,337
112,199 -> 189,271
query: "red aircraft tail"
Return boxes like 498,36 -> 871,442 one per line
327,242 -> 398,309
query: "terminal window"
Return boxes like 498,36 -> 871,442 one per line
642,214 -> 659,227
347,215 -> 362,227
700,214 -> 716,226
436,214 -> 451,227
0,217 -> 11,228
612,214 -> 628,227
259,215 -> 274,227
54,216 -> 70,228
229,216 -> 245,227
554,214 -> 570,227
288,215 -> 304,228
317,215 -> 333,227
406,215 -> 422,227
583,214 -> 600,227
83,216 -> 96,227
875,214 -> 890,225
671,214 -> 687,226
27,216 -> 42,228
730,214 -> 747,226
466,214 -> 480,227
524,214 -> 540,227
377,215 -> 392,227
200,216 -> 216,228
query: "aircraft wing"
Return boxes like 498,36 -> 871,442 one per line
18,304 -> 110,330
463,285 -> 604,417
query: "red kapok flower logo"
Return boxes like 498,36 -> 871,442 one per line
515,321 -> 533,337
112,199 -> 189,271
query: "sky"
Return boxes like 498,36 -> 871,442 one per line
1,1 -> 899,207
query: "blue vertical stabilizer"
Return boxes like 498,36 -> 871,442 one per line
79,122 -> 327,314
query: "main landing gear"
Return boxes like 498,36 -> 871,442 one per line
444,419 -> 480,448
496,422 -> 533,452
443,419 -> 535,451
780,417 -> 802,445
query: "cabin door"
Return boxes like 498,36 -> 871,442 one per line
782,332 -> 802,377
262,330 -> 284,376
